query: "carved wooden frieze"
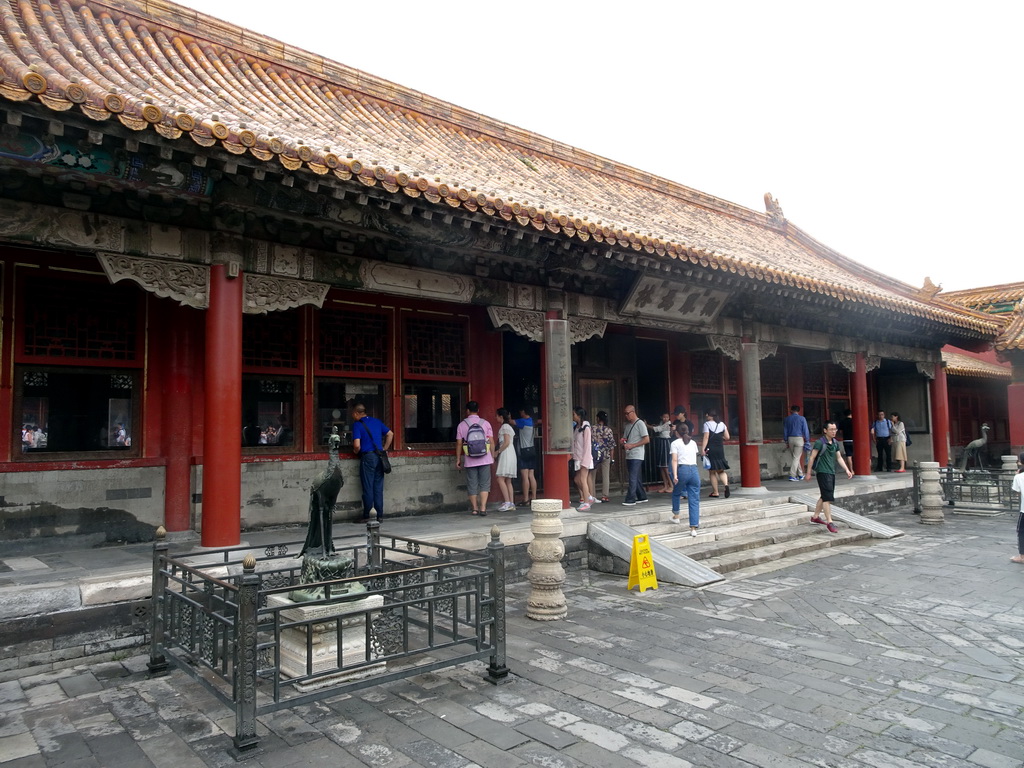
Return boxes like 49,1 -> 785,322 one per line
758,342 -> 778,360
916,362 -> 936,380
97,252 -> 209,308
569,318 -> 607,344
488,307 -> 544,342
620,274 -> 728,327
360,262 -> 474,302
832,351 -> 857,372
866,355 -> 881,372
243,275 -> 330,314
707,335 -> 742,361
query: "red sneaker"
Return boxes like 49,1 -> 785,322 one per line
810,516 -> 826,525
826,522 -> 839,533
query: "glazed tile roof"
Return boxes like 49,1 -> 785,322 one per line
942,350 -> 1011,379
941,281 -> 1024,312
0,0 -> 1002,338
941,282 -> 1024,352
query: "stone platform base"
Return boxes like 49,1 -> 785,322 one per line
267,593 -> 385,689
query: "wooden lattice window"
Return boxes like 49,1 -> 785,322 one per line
20,277 -> 139,364
689,351 -> 722,391
760,357 -> 787,395
404,316 -> 467,379
318,308 -> 390,376
803,362 -> 825,396
827,363 -> 850,397
243,312 -> 300,372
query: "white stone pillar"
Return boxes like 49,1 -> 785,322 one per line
1001,455 -> 1018,473
918,461 -> 944,525
526,499 -> 567,620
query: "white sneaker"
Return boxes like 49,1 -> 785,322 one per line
670,517 -> 680,524
691,528 -> 698,537
589,496 -> 601,504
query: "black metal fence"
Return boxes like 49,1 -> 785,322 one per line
912,463 -> 1019,515
148,524 -> 507,757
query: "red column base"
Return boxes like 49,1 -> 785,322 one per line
543,451 -> 571,509
740,444 -> 761,488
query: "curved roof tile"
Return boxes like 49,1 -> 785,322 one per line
0,0 -> 1003,337
942,350 -> 1012,379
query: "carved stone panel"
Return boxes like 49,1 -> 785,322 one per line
98,252 -> 208,308
545,319 -> 573,453
244,275 -> 330,314
0,200 -> 126,252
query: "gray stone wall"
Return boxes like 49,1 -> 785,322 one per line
0,466 -> 165,544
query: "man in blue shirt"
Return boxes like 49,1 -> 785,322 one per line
870,410 -> 893,473
352,404 -> 393,523
783,405 -> 810,480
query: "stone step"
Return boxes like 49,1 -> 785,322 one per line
656,520 -> 814,560
650,502 -> 810,540
698,527 -> 872,574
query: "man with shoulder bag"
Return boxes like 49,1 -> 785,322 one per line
351,403 -> 393,524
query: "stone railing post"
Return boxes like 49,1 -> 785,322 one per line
526,499 -> 567,620
1002,455 -> 1018,473
147,528 -> 169,676
918,461 -> 944,525
231,554 -> 261,758
485,526 -> 510,684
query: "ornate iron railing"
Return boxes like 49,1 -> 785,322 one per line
912,464 -> 1018,515
148,524 -> 507,758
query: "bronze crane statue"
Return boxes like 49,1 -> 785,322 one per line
959,423 -> 991,471
300,426 -> 344,556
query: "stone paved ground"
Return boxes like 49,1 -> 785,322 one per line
1,509 -> 1022,767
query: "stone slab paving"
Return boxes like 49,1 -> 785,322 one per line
1,509 -> 1022,767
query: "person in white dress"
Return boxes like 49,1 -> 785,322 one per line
494,408 -> 518,512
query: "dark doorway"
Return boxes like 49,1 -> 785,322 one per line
501,333 -> 541,416
635,338 -> 669,422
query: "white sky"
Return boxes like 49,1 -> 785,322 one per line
174,0 -> 1020,292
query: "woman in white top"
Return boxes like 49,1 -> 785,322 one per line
494,408 -> 518,512
572,406 -> 597,511
651,413 -> 674,493
1012,453 -> 1024,564
889,412 -> 907,472
671,422 -> 702,535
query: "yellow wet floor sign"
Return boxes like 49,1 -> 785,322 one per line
627,534 -> 658,592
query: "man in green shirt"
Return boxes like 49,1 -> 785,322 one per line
805,421 -> 853,533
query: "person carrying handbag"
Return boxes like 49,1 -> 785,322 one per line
351,403 -> 393,523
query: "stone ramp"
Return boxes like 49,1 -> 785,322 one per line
587,519 -> 724,588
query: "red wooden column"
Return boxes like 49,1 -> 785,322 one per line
930,361 -> 951,466
541,310 -> 571,508
852,352 -> 871,475
738,341 -> 763,489
201,262 -> 243,546
163,303 -> 195,532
